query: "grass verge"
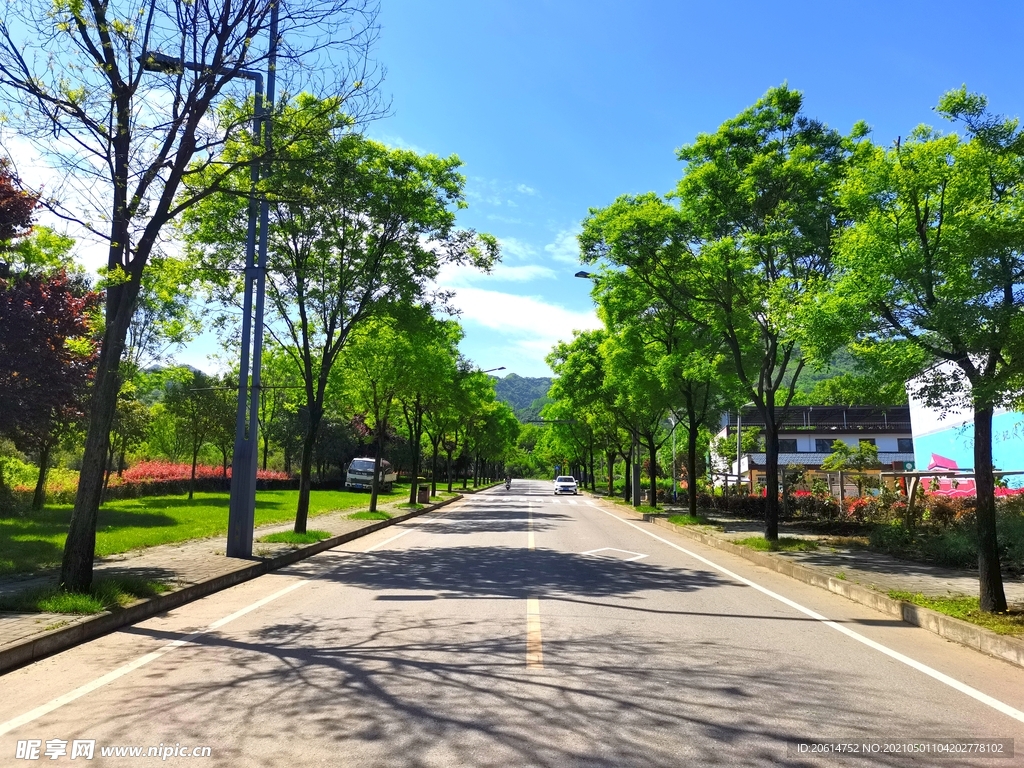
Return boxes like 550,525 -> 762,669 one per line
348,510 -> 392,521
667,513 -> 712,526
736,536 -> 819,552
889,591 -> 1024,636
0,488 -> 397,575
259,529 -> 331,544
0,577 -> 170,615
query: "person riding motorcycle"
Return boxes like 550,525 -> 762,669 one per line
504,475 -> 512,490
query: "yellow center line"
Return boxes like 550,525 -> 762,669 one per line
525,501 -> 542,668
526,596 -> 543,668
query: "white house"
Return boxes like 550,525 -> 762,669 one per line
711,405 -> 915,493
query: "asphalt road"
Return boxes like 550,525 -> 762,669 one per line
3,480 -> 1024,767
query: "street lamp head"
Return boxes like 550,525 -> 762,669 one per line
138,51 -> 187,75
574,270 -> 594,279
481,366 -> 506,374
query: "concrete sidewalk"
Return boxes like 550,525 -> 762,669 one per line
0,488 -> 478,673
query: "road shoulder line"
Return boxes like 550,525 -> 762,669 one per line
0,494 -> 467,676
589,503 -> 1024,725
645,515 -> 1024,671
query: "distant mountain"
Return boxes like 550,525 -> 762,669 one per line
494,374 -> 553,421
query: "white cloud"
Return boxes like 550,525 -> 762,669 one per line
486,214 -> 524,225
4,134 -> 108,276
436,261 -> 554,288
372,133 -> 429,155
544,228 -> 582,265
516,183 -> 537,196
448,286 -> 601,342
498,236 -> 536,261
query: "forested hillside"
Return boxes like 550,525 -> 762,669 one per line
494,374 -> 553,421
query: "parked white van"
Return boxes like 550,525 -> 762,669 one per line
345,458 -> 397,492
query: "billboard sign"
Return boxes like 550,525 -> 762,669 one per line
907,362 -> 1024,490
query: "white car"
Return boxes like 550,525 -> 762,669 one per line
553,476 -> 578,495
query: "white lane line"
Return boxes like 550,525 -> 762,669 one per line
581,547 -> 648,562
0,526 -> 417,736
591,505 -> 1024,724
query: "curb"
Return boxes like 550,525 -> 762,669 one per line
646,516 -> 1024,670
0,494 -> 466,675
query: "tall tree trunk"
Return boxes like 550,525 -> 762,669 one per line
974,405 -> 1007,612
369,428 -> 384,513
623,447 -> 631,503
430,441 -> 439,496
606,450 -> 615,496
101,443 -> 114,505
32,439 -> 52,511
687,421 -> 699,518
61,282 -> 135,592
763,417 -> 780,540
294,405 -> 323,534
407,401 -> 423,505
445,450 -> 453,493
262,434 -> 270,472
646,434 -> 658,509
188,442 -> 199,501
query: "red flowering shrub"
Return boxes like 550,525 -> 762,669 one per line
843,496 -> 873,522
118,460 -> 290,483
102,461 -> 294,499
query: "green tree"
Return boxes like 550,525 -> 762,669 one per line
339,314 -> 411,511
184,96 -> 498,532
582,86 -> 859,536
164,369 -> 221,500
831,89 -> 1024,611
104,389 -> 152,495
1,0 -> 382,591
394,315 -> 463,504
546,329 -> 626,496
256,343 -> 305,472
820,439 -> 880,498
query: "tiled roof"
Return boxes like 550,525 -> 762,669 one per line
747,452 -> 916,467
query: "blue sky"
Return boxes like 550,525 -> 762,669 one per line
19,0 -> 1022,379
361,0 -> 1024,378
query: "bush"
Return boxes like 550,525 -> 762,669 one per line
696,492 -> 766,518
869,521 -> 914,553
924,496 -> 975,527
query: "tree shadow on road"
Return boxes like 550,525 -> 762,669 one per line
288,545 -> 725,600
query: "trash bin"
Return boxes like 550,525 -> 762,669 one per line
417,484 -> 430,504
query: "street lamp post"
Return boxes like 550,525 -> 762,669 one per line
574,269 -> 642,507
669,414 -> 677,504
735,401 -> 755,493
139,3 -> 278,559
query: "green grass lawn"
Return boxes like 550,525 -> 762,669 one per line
889,591 -> 1024,636
736,536 -> 820,552
667,513 -> 713,526
0,577 -> 170,615
0,488 -> 399,575
348,510 -> 392,521
259,529 -> 331,545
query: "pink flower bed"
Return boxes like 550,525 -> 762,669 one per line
116,460 -> 290,484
